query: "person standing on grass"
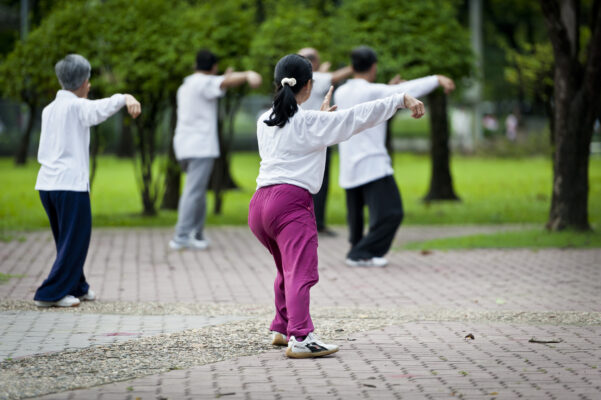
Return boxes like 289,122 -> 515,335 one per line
297,47 -> 353,237
248,54 -> 425,358
34,54 -> 141,307
335,46 -> 455,268
169,49 -> 262,250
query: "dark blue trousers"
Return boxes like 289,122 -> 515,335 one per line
34,191 -> 91,301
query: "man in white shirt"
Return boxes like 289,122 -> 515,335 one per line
297,48 -> 352,236
334,46 -> 455,267
34,54 -> 141,307
169,50 -> 262,250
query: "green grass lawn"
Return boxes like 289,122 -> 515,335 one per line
1,153 -> 600,235
402,229 -> 601,250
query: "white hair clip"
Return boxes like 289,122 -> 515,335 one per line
281,77 -> 297,87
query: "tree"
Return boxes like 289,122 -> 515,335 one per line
94,0 -> 195,215
334,0 -> 473,201
539,0 -> 601,231
0,0 -> 96,165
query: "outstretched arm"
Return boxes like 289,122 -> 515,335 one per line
300,91 -> 424,150
380,75 -> 455,99
220,70 -> 262,89
78,93 -> 141,127
330,66 -> 353,84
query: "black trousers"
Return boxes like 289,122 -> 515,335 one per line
345,175 -> 404,260
312,147 -> 331,231
35,191 -> 91,301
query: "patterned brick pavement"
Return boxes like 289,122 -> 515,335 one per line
37,322 -> 601,400
1,226 -> 600,399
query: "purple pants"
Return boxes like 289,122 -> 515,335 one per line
248,184 -> 319,338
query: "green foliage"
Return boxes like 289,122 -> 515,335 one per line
505,41 -> 554,104
247,5 -> 335,92
0,0 -> 97,105
333,0 -> 473,81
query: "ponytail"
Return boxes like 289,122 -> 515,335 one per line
264,54 -> 312,128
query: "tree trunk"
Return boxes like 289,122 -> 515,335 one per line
423,90 -> 460,201
117,116 -> 135,158
14,102 -> 36,166
161,98 -> 181,210
134,101 -> 160,216
541,0 -> 601,231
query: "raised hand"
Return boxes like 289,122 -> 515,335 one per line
437,75 -> 456,94
403,93 -> 424,119
320,86 -> 338,112
246,71 -> 262,88
124,94 -> 141,119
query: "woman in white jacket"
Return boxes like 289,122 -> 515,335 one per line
248,54 -> 424,358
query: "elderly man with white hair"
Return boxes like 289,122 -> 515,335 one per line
34,54 -> 141,307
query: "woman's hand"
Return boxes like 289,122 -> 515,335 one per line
124,94 -> 141,119
320,86 -> 337,112
403,94 -> 424,119
437,75 -> 455,94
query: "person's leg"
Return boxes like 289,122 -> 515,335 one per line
248,188 -> 288,334
39,191 -> 60,251
34,191 -> 91,301
191,158 -> 214,240
347,176 -> 403,260
271,187 -> 319,339
312,147 -> 331,232
345,185 -> 365,255
173,158 -> 212,241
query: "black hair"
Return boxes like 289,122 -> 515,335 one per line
264,54 -> 313,128
196,49 -> 218,71
350,46 -> 378,73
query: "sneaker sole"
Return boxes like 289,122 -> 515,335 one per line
285,347 -> 339,358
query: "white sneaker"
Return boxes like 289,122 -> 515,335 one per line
285,332 -> 339,358
345,257 -> 388,267
271,331 -> 288,346
169,237 -> 209,250
79,289 -> 96,301
35,295 -> 80,308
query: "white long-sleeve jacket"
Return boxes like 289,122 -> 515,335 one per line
334,76 -> 439,189
255,92 -> 406,194
35,90 -> 125,192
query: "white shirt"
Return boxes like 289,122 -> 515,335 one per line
255,93 -> 406,194
334,76 -> 440,189
35,90 -> 125,192
173,73 -> 226,160
303,71 -> 332,111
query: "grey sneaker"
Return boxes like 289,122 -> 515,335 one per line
271,331 -> 288,346
345,257 -> 388,267
285,332 -> 339,358
35,295 -> 80,308
169,237 -> 209,250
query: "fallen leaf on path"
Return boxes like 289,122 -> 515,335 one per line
420,249 -> 433,255
528,337 -> 563,344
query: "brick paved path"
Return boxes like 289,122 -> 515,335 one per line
1,226 -> 600,399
